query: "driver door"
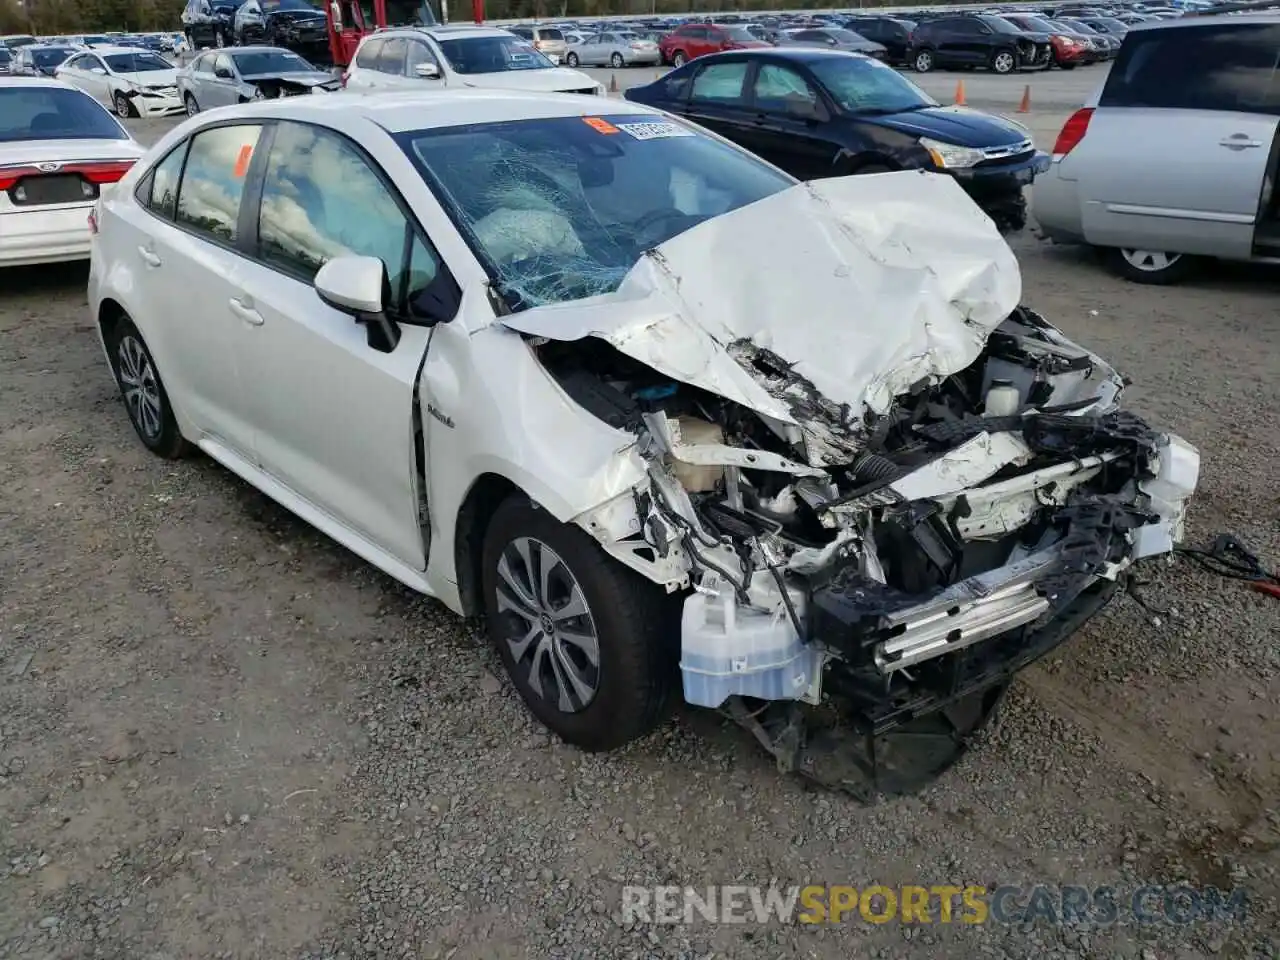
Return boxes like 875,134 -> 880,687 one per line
741,62 -> 835,180
229,120 -> 450,570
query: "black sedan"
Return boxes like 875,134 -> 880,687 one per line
624,48 -> 1050,230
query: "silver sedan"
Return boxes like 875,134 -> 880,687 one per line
564,31 -> 661,69
176,45 -> 338,114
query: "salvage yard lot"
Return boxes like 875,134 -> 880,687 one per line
1,103 -> 1279,960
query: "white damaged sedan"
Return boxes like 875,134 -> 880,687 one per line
89,90 -> 1199,794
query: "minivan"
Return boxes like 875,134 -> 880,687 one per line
1034,16 -> 1280,283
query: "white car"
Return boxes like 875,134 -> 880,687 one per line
54,46 -> 182,118
88,91 -> 1199,789
343,25 -> 603,96
0,77 -> 145,266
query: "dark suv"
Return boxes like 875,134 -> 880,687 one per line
908,14 -> 1052,73
182,0 -> 246,49
842,15 -> 917,65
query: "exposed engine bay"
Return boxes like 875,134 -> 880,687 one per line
529,305 -> 1199,797
237,76 -> 339,102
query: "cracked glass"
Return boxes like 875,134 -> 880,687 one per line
398,114 -> 792,310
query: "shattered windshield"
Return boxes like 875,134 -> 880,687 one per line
435,35 -> 554,73
399,114 -> 793,310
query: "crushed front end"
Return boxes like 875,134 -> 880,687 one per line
538,306 -> 1198,797
507,175 -> 1199,797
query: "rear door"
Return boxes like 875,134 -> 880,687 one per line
1073,22 -> 1280,258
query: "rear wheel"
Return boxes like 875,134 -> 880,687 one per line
106,316 -> 192,459
610,51 -> 624,68
672,49 -> 687,67
565,51 -> 579,66
991,49 -> 1017,74
481,496 -> 678,751
912,48 -> 933,72
1103,247 -> 1196,285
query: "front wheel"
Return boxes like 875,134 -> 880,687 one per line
107,316 -> 192,459
912,49 -> 933,72
610,52 -> 624,68
1103,247 -> 1196,285
671,49 -> 687,67
991,49 -> 1017,74
565,51 -> 579,66
113,91 -> 136,118
481,496 -> 678,752
184,92 -> 199,115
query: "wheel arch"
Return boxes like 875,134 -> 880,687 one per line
453,472 -> 524,617
97,297 -> 128,354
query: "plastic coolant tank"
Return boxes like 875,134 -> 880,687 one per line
669,416 -> 724,493
680,581 -> 823,708
984,379 -> 1021,417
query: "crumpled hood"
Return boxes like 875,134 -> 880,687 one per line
500,170 -> 1020,465
240,70 -> 338,87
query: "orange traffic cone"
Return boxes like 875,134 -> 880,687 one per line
954,79 -> 966,106
1017,84 -> 1031,113
609,73 -> 619,94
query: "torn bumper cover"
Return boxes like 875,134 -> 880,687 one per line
503,172 -> 1200,773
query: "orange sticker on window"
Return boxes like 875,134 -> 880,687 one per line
232,143 -> 253,178
582,116 -> 619,134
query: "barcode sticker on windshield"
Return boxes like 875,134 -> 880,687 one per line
615,121 -> 695,141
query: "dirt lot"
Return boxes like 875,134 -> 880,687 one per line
1,110 -> 1278,960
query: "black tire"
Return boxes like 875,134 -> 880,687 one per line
113,91 -> 136,119
106,316 -> 192,459
912,48 -> 933,72
184,92 -> 200,116
672,49 -> 687,67
565,51 -> 579,66
991,48 -> 1017,74
610,51 -> 624,68
1101,247 -> 1197,285
481,495 -> 678,752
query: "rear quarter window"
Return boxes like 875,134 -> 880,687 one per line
1101,24 -> 1280,114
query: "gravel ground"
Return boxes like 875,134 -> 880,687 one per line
1,115 -> 1278,960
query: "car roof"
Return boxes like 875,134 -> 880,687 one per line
692,47 -> 872,64
375,25 -> 525,40
0,75 -> 80,89
216,87 -> 662,132
85,45 -> 164,55
222,45 -> 301,54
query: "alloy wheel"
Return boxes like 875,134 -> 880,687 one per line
914,50 -> 932,71
185,94 -> 199,115
611,52 -> 623,68
672,50 -> 686,66
114,93 -> 130,118
494,536 -> 600,714
117,335 -> 163,441
994,51 -> 1015,73
566,52 -> 578,66
1121,249 -> 1182,272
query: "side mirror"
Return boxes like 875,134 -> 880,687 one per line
91,67 -> 107,75
214,65 -> 233,78
316,256 -> 403,352
315,255 -> 386,315
413,61 -> 440,79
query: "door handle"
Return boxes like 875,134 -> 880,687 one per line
1219,135 -> 1263,150
228,296 -> 264,326
138,246 -> 161,267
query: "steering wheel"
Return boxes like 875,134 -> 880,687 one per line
629,207 -> 707,247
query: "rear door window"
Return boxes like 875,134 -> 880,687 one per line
174,124 -> 263,244
1102,24 -> 1280,114
354,37 -> 383,68
378,36 -> 407,74
690,60 -> 747,103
